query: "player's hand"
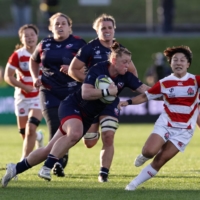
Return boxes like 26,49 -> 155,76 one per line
60,65 -> 69,74
117,101 -> 129,110
108,83 -> 118,96
33,78 -> 42,88
22,85 -> 35,93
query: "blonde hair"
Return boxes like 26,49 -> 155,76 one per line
48,12 -> 73,34
109,42 -> 131,60
93,13 -> 116,31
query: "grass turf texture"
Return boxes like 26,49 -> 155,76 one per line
0,124 -> 200,200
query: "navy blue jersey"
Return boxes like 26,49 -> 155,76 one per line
31,35 -> 86,97
68,61 -> 142,119
76,38 -> 115,70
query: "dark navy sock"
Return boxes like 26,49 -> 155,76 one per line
16,159 -> 32,174
58,158 -> 63,166
99,167 -> 109,176
44,154 -> 59,169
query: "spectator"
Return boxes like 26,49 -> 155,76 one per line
39,0 -> 60,30
144,52 -> 172,86
11,0 -> 32,31
157,0 -> 175,33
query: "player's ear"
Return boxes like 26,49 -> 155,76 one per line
111,57 -> 116,65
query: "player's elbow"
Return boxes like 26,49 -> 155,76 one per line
82,90 -> 90,100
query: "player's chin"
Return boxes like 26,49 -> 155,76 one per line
120,71 -> 127,75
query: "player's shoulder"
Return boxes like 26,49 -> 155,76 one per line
13,47 -> 30,57
90,61 -> 109,72
87,38 -> 100,47
71,35 -> 86,43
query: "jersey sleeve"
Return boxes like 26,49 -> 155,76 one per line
75,44 -> 92,65
7,51 -> 19,70
145,81 -> 163,100
196,75 -> 200,87
125,72 -> 143,90
83,65 -> 99,86
31,42 -> 42,63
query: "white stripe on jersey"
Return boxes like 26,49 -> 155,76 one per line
146,73 -> 200,129
7,47 -> 41,99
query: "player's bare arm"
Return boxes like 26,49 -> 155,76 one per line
68,57 -> 86,82
136,84 -> 150,93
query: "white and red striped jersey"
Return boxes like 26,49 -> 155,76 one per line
145,73 -> 200,129
6,47 -> 42,99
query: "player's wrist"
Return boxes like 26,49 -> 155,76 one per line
127,99 -> 132,105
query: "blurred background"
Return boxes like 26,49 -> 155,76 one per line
0,0 -> 200,124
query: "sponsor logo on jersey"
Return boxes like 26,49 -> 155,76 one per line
67,81 -> 77,87
21,62 -> 29,71
46,43 -> 51,47
114,108 -> 119,116
187,87 -> 194,95
44,101 -> 49,105
94,50 -> 102,59
106,51 -> 111,55
74,109 -> 80,113
177,82 -> 183,86
117,82 -> 124,88
168,88 -> 175,97
66,44 -> 73,48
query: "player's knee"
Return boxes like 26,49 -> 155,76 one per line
27,117 -> 41,134
102,131 -> 115,146
83,132 -> 100,148
100,117 -> 118,146
142,146 -> 155,158
100,116 -> 119,133
28,116 -> 41,127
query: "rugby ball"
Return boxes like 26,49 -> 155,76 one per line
95,75 -> 116,104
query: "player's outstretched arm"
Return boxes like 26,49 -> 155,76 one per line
118,93 -> 148,109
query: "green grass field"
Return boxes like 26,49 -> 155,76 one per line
1,124 -> 200,200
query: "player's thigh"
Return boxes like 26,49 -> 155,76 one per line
87,122 -> 99,133
28,108 -> 43,121
62,118 -> 83,138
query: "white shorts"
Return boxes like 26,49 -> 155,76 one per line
151,125 -> 194,152
15,97 -> 41,117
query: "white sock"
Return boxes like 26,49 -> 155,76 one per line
36,131 -> 42,141
129,164 -> 158,188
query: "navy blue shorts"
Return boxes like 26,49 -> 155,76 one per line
93,97 -> 120,123
58,96 -> 95,136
